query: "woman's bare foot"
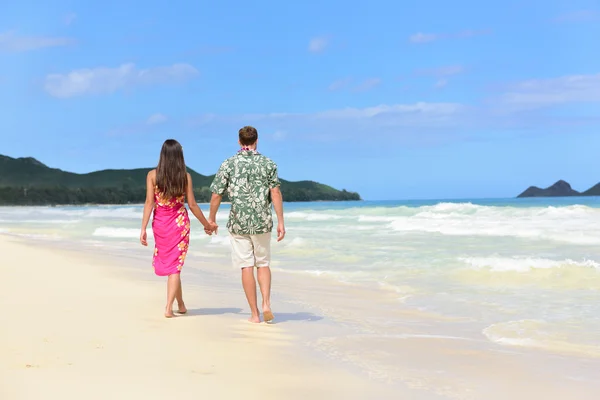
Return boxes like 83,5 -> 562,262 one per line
248,314 -> 261,323
177,302 -> 187,314
165,307 -> 175,318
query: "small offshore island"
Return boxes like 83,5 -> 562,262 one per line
0,155 -> 361,205
517,179 -> 600,198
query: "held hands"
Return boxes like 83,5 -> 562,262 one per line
204,220 -> 219,236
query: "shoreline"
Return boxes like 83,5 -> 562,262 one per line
2,234 -> 600,399
0,235 -> 397,400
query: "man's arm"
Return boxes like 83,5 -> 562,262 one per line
270,187 -> 285,242
267,162 -> 285,241
209,193 -> 222,230
208,161 -> 229,234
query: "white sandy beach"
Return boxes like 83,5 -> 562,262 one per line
0,236 -> 395,400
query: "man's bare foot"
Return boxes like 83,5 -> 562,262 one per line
177,303 -> 187,314
262,304 -> 274,323
248,315 -> 261,323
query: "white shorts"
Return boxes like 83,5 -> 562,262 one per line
229,232 -> 272,269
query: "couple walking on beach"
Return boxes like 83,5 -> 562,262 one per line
140,126 -> 286,323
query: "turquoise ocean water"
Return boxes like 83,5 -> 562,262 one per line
2,197 -> 600,389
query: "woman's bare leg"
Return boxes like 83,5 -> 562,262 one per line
175,275 -> 187,313
165,274 -> 179,318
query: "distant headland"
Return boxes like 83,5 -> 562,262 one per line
0,155 -> 361,205
517,180 -> 600,198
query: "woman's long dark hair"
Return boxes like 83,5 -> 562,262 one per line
156,139 -> 187,198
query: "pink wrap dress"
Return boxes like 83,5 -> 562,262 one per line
152,187 -> 190,276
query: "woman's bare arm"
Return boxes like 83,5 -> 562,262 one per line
140,170 -> 156,245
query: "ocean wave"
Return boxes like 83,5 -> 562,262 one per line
0,219 -> 80,224
208,235 -> 231,246
460,256 -> 600,272
285,237 -> 307,247
0,205 -> 224,221
3,232 -> 63,240
454,256 -> 600,289
483,319 -> 600,358
85,208 -> 141,219
388,204 -> 600,244
357,215 -> 399,222
93,227 -> 150,238
286,211 -> 344,221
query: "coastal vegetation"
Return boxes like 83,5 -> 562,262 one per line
0,155 -> 361,205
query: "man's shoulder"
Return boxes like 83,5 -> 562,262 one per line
257,154 -> 277,168
219,155 -> 237,168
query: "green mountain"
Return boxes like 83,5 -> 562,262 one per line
0,155 -> 361,205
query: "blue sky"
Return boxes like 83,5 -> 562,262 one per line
1,1 -> 599,200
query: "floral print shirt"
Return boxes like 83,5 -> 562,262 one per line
210,150 -> 280,235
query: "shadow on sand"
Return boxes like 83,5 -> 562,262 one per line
185,307 -> 243,316
184,308 -> 324,323
266,312 -> 324,323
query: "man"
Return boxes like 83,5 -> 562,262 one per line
209,126 -> 286,324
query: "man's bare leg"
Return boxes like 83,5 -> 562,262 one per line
257,266 -> 272,315
175,278 -> 187,314
241,267 -> 261,323
165,274 -> 180,318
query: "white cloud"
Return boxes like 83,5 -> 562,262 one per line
498,72 -> 600,109
312,102 -> 464,119
64,12 -> 77,26
273,130 -> 287,141
414,65 -> 463,90
190,102 -> 467,132
308,36 -> 329,53
328,78 -> 352,91
554,10 -> 599,23
409,30 -> 489,44
0,31 -> 73,52
147,113 -> 168,125
44,63 -> 199,98
327,77 -> 381,92
416,65 -> 464,77
434,79 -> 448,89
353,78 -> 381,92
185,101 -> 474,147
181,72 -> 600,146
409,32 -> 439,44
108,113 -> 169,136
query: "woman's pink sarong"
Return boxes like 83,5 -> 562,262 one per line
152,187 -> 190,276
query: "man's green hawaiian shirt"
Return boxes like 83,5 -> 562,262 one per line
210,150 -> 280,235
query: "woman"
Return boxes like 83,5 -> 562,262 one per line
140,139 -> 217,318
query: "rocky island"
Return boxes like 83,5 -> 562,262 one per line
517,180 -> 600,198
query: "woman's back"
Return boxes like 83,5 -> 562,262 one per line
140,138 -> 214,318
148,140 -> 191,277
154,184 -> 185,209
